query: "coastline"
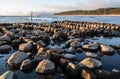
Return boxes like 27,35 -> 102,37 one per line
54,14 -> 120,16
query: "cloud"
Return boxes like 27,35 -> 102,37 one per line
41,0 -> 120,12
0,11 -> 30,16
0,0 -> 119,15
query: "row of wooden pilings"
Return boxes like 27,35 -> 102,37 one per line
37,20 -> 120,37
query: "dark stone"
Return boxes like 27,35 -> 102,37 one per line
59,58 -> 71,70
81,68 -> 97,79
20,59 -> 33,71
0,45 -> 12,53
66,63 -> 81,77
35,59 -> 55,74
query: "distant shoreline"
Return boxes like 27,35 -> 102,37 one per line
54,14 -> 120,16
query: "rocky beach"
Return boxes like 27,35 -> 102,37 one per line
0,20 -> 120,79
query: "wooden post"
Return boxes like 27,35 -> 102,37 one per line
31,11 -> 33,22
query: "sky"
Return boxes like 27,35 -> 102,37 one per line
0,0 -> 120,16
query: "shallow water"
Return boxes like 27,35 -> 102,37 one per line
0,16 -> 120,24
87,37 -> 120,71
101,53 -> 120,71
0,37 -> 120,79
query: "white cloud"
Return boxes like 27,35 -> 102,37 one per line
0,0 -> 119,16
0,11 -> 30,16
41,0 -> 120,12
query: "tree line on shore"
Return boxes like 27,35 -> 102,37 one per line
54,8 -> 120,15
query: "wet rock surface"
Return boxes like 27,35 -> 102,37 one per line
0,21 -> 120,79
80,58 -> 102,69
100,44 -> 115,55
7,51 -> 28,67
19,42 -> 33,52
20,59 -> 33,71
0,71 -> 16,79
35,59 -> 55,74
0,45 -> 12,53
82,43 -> 99,52
34,51 -> 50,61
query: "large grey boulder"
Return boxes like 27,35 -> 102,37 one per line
0,35 -> 11,42
81,68 -> 97,79
65,39 -> 74,47
63,53 -> 75,59
0,32 -> 4,37
67,47 -> 76,54
111,69 -> 120,79
50,46 -> 65,53
66,63 -> 80,77
100,44 -> 115,55
7,51 -> 28,67
80,58 -> 102,69
19,42 -> 32,52
0,45 -> 12,53
34,51 -> 50,61
36,40 -> 46,47
35,59 -> 55,74
82,43 -> 99,52
20,59 -> 33,71
0,71 -> 16,79
70,41 -> 82,48
85,52 -> 98,58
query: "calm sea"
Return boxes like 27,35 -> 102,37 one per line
0,15 -> 120,24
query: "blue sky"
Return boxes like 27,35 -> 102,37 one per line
0,0 -> 119,16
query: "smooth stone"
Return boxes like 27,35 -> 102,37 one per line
110,45 -> 120,50
0,45 -> 12,53
100,44 -> 115,55
19,42 -> 32,52
7,51 -> 28,67
9,29 -> 18,33
20,59 -> 33,71
85,52 -> 98,58
0,71 -> 16,79
0,41 -> 8,46
82,43 -> 99,52
63,53 -> 75,59
50,46 -> 65,53
50,52 -> 64,64
25,34 -> 34,39
52,31 -> 66,41
0,32 -> 4,37
67,36 -> 75,39
34,51 -> 50,61
67,47 -> 76,54
76,48 -> 83,53
0,35 -> 11,42
70,41 -> 82,48
111,69 -> 120,79
74,38 -> 84,42
80,58 -> 102,69
66,63 -> 81,77
12,39 -> 22,50
81,68 -> 97,79
65,39 -> 74,47
5,32 -> 15,40
36,40 -> 46,47
59,58 -> 71,69
35,59 -> 55,74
